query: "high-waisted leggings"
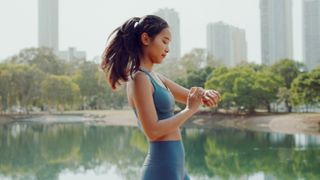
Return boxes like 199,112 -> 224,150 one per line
141,140 -> 190,180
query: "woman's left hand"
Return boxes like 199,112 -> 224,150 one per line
201,89 -> 221,107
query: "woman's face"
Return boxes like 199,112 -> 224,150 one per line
142,27 -> 172,64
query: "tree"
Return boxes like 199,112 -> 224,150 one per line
232,67 -> 258,113
205,66 -> 237,111
205,64 -> 280,113
176,67 -> 214,89
179,48 -> 206,71
0,64 -> 11,112
0,64 -> 44,113
270,59 -> 305,112
291,67 -> 320,111
73,61 -> 101,109
6,47 -> 68,75
10,64 -> 44,113
41,75 -> 80,112
93,71 -> 128,109
253,70 -> 282,112
206,54 -> 224,68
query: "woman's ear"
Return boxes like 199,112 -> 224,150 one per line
140,32 -> 150,46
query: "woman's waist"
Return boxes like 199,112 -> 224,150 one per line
148,129 -> 181,142
148,139 -> 185,155
145,140 -> 185,165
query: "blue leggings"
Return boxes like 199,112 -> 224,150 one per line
141,140 -> 190,180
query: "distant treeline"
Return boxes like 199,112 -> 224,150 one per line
0,47 -> 319,114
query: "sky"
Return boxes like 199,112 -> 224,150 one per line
0,0 -> 302,64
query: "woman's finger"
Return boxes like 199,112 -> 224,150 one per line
206,101 -> 216,107
208,90 -> 220,102
201,92 -> 215,106
204,90 -> 222,107
203,98 -> 216,107
206,100 -> 214,107
211,90 -> 221,100
199,87 -> 205,96
206,91 -> 218,102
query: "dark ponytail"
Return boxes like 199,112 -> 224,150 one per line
101,15 -> 169,90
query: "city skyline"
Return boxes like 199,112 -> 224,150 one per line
0,0 -> 303,64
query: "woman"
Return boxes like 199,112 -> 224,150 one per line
101,15 -> 220,180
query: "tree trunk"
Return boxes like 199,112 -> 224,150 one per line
285,100 -> 292,113
248,107 -> 255,114
266,103 -> 271,113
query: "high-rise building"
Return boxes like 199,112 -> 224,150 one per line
260,0 -> 293,65
57,47 -> 86,62
207,22 -> 247,67
38,0 -> 59,51
303,0 -> 320,70
232,28 -> 248,66
154,8 -> 181,61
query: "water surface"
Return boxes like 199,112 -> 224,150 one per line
0,116 -> 319,180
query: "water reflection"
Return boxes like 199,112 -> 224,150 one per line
0,119 -> 320,180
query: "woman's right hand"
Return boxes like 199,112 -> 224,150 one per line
186,87 -> 203,113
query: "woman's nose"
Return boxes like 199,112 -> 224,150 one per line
165,47 -> 169,53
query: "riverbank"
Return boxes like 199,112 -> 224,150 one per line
0,110 -> 137,126
1,110 -> 320,135
202,113 -> 320,136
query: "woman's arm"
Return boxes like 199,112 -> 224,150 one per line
157,73 -> 189,104
158,73 -> 221,107
131,72 -> 201,140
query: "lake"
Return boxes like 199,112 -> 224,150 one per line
0,115 -> 319,180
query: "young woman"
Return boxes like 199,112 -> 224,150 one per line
101,15 -> 220,180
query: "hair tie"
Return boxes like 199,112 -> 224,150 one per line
134,21 -> 139,29
133,17 -> 143,30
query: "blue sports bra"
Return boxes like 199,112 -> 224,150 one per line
133,69 -> 175,127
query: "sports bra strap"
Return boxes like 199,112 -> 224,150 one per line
138,68 -> 159,89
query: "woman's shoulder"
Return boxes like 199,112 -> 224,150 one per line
128,71 -> 150,86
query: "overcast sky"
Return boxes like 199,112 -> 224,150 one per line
0,0 -> 302,64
